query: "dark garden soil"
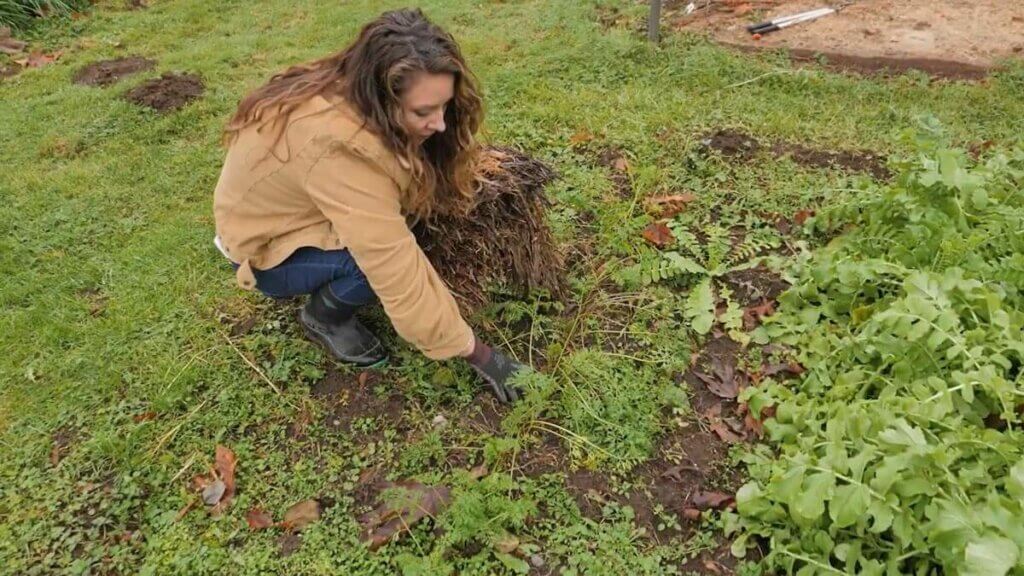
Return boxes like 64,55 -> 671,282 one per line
721,265 -> 789,308
311,369 -> 406,437
74,56 -> 155,87
125,72 -> 204,112
704,128 -> 890,178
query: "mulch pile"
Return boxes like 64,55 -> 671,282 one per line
417,146 -> 564,310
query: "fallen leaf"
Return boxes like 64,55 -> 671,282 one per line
682,507 -> 702,521
469,464 -> 489,480
18,50 -> 62,69
211,445 -> 237,513
690,490 -> 735,510
742,299 -> 776,330
246,508 -> 274,530
358,371 -> 369,386
569,129 -> 594,146
283,499 -> 321,531
642,222 -> 674,248
612,156 -> 630,173
359,481 -> 451,551
703,559 -> 724,575
709,420 -> 744,444
50,444 -> 62,466
133,411 -> 157,423
692,355 -> 739,399
647,193 -> 697,218
761,361 -> 805,378
794,209 -> 816,225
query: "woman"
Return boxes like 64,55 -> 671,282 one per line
213,8 -> 524,403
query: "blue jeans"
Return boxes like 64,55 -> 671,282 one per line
246,247 -> 376,305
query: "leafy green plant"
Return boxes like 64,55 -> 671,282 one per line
394,473 -> 539,575
727,133 -> 1024,575
620,213 -> 780,335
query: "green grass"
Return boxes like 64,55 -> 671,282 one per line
2,0 -> 1024,574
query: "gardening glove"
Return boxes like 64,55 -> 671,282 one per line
464,336 -> 526,404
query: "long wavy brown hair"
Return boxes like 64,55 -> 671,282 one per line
224,8 -> 483,218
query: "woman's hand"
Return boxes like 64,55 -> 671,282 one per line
464,336 -> 526,404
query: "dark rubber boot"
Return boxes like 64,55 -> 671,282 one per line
299,286 -> 387,367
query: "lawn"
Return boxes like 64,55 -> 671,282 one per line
2,1 -> 1024,574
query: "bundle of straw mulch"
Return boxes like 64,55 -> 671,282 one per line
416,146 -> 564,311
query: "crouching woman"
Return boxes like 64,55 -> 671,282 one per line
212,9 -> 524,403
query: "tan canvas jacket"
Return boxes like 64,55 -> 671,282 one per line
213,93 -> 473,360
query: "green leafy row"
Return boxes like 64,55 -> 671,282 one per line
727,128 -> 1024,575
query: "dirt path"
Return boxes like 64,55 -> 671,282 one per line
671,0 -> 1024,78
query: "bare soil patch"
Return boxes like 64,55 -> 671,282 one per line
704,128 -> 889,178
125,72 -> 204,112
721,265 -> 789,308
670,0 -> 1023,79
311,369 -> 405,435
74,57 -> 154,87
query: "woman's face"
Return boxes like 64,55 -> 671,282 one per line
401,71 -> 454,145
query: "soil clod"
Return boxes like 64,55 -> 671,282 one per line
74,56 -> 155,87
125,72 -> 204,112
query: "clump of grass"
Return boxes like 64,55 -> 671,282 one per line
0,0 -> 86,31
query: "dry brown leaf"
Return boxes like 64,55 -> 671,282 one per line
642,222 -> 674,248
682,507 -> 702,521
18,50 -> 62,69
246,508 -> 274,530
133,411 -> 157,423
49,444 -> 61,466
794,209 -> 816,225
469,464 -> 489,480
742,299 -> 776,330
358,482 -> 451,551
569,129 -> 594,146
648,193 -> 697,218
211,445 -> 237,513
690,490 -> 735,510
612,156 -> 630,173
282,499 -> 321,531
357,371 -> 369,386
709,420 -> 744,444
762,361 -> 805,378
692,356 -> 739,399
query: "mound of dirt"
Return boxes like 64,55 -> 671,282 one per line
74,56 -> 155,87
125,72 -> 204,112
416,146 -> 564,310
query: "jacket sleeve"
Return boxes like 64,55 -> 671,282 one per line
304,141 -> 474,360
